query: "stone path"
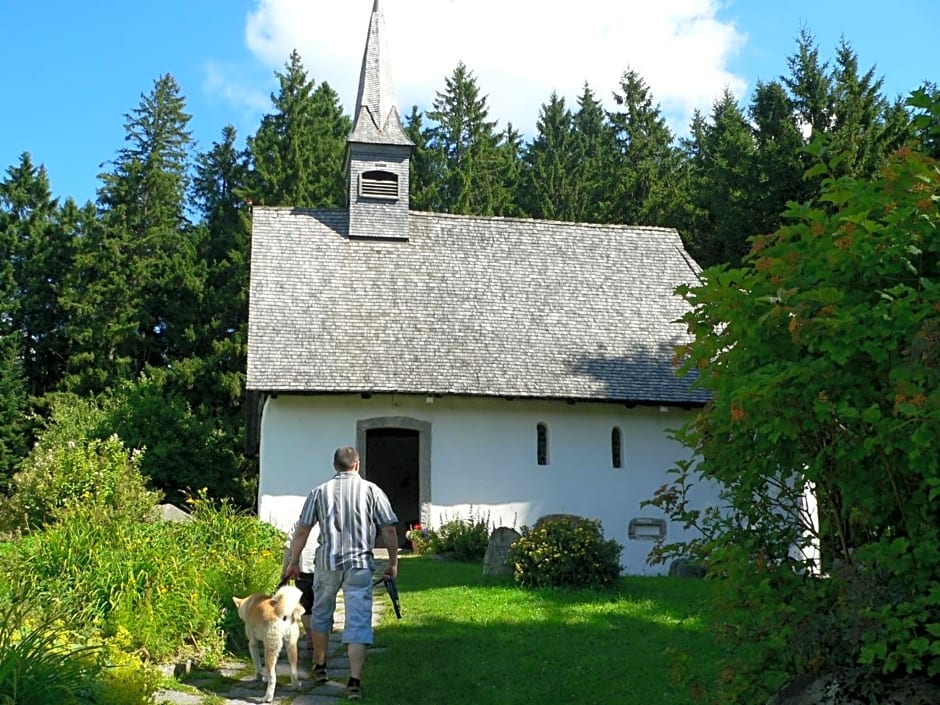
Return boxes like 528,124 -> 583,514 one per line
155,553 -> 391,705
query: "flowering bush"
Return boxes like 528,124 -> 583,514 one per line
509,516 -> 622,588
410,511 -> 492,562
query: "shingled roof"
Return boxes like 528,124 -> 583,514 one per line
246,207 -> 708,406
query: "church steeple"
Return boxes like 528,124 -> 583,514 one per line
347,0 -> 413,240
350,0 -> 411,146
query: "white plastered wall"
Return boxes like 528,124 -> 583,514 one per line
257,393 -> 722,575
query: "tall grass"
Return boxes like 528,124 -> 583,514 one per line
365,557 -> 719,705
0,491 -> 286,704
0,601 -> 102,705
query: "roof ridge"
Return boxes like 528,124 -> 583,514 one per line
408,209 -> 681,234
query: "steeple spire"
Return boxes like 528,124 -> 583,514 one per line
349,0 -> 412,145
346,0 -> 413,241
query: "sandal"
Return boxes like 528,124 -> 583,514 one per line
346,682 -> 363,700
312,663 -> 328,684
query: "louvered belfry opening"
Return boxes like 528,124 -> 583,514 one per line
360,169 -> 399,200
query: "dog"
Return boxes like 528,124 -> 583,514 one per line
232,584 -> 305,702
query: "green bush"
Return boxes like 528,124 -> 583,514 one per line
0,489 -> 284,674
509,517 -> 622,588
647,125 -> 940,701
412,510 -> 492,562
0,434 -> 161,535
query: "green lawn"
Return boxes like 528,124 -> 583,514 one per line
364,556 -> 719,705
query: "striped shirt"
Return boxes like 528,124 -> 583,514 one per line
297,471 -> 398,571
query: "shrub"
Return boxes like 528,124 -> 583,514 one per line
0,433 -> 160,534
647,125 -> 940,702
509,516 -> 622,588
0,392 -> 162,535
412,510 -> 491,562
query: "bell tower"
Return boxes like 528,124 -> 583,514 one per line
347,0 -> 414,240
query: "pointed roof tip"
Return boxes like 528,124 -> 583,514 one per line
350,0 -> 412,146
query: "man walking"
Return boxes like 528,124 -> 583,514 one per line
282,446 -> 399,701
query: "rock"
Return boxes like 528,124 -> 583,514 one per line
668,557 -> 707,578
766,672 -> 940,705
152,504 -> 193,523
483,527 -> 521,577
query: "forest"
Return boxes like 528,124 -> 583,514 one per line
1,28 -> 937,507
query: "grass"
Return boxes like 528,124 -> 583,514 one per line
363,556 -> 719,705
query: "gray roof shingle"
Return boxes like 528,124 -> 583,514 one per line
247,207 -> 708,405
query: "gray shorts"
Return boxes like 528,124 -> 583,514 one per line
312,568 -> 374,644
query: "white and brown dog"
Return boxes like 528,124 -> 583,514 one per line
232,584 -> 305,702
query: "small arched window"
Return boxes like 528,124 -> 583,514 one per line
536,422 -> 549,466
360,169 -> 399,200
611,426 -> 623,469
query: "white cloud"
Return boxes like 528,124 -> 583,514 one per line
242,0 -> 747,138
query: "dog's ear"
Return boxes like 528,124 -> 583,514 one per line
233,596 -> 243,608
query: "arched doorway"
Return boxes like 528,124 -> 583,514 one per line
357,416 -> 430,548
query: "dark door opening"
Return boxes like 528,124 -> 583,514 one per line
365,428 -> 419,548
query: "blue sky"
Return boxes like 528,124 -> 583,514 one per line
1,0 -> 937,207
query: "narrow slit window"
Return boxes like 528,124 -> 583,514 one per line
611,426 -> 623,469
536,423 -> 549,466
360,170 -> 399,200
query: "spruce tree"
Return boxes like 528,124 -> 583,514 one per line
570,83 -> 618,223
188,125 -> 252,416
404,106 -> 442,211
65,73 -> 201,393
0,154 -> 77,396
425,62 -> 512,215
248,50 -> 350,208
607,69 -> 683,226
519,92 -> 576,220
684,89 -> 760,267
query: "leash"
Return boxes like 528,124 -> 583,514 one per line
374,575 -> 402,619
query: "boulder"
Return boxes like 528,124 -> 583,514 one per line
152,503 -> 193,523
668,557 -> 707,578
766,672 -> 940,705
483,527 -> 521,577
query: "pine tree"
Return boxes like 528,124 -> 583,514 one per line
64,73 -> 201,393
248,50 -> 351,208
425,62 -> 512,215
519,92 -> 577,220
607,69 -> 683,226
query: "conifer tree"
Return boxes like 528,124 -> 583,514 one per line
607,69 -> 683,226
683,89 -> 759,267
519,92 -> 576,220
570,83 -> 618,223
404,106 -> 442,211
248,50 -> 351,208
0,154 -> 78,396
425,62 -> 512,215
190,125 -> 252,408
65,73 -> 201,393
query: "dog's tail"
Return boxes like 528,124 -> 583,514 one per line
271,584 -> 304,621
